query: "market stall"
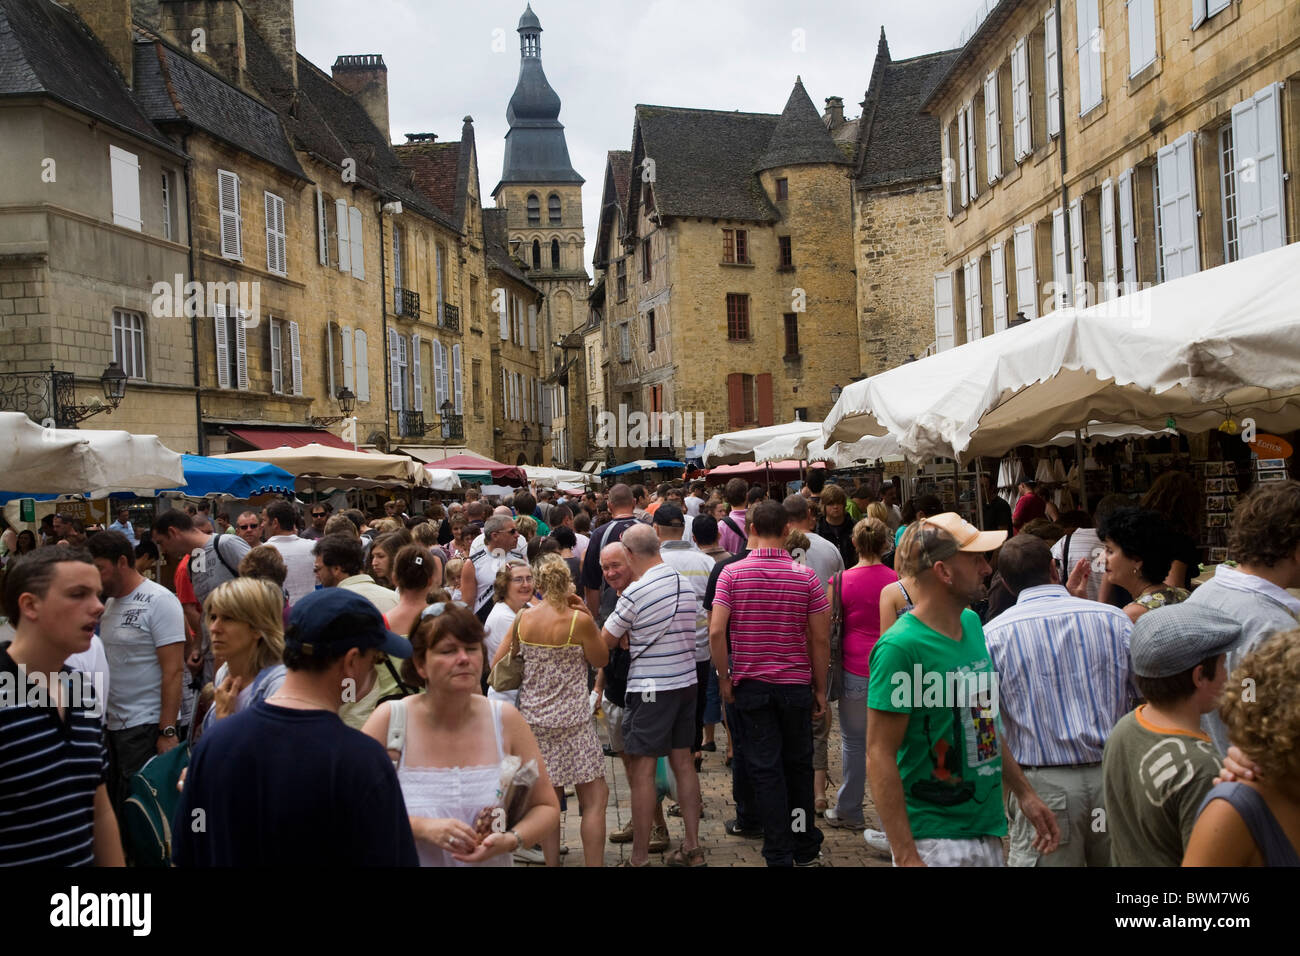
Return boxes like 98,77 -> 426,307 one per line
601,459 -> 686,478
702,420 -> 821,467
215,443 -> 430,492
1,411 -> 184,495
422,453 -> 526,487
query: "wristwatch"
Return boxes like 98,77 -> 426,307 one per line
506,828 -> 522,851
158,726 -> 178,738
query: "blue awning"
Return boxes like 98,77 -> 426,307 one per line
161,455 -> 296,498
600,459 -> 686,477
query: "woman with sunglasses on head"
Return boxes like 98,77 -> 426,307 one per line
483,559 -> 537,706
387,545 -> 443,640
489,555 -> 608,866
362,604 -> 560,867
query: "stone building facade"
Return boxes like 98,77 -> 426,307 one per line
927,0 -> 1300,349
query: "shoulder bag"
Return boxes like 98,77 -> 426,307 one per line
488,610 -> 525,692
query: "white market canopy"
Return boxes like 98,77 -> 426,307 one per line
824,242 -> 1300,461
424,469 -> 462,492
0,412 -> 185,495
524,465 -> 599,489
702,420 -> 821,466
751,426 -> 902,467
215,443 -> 430,487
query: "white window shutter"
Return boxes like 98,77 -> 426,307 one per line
1012,38 -> 1031,161
432,339 -> 445,409
990,243 -> 1008,331
1100,178 -> 1117,300
1157,133 -> 1201,279
389,328 -> 402,411
213,304 -> 230,389
965,103 -> 979,201
393,227 -> 403,309
1052,206 -> 1069,310
235,312 -> 249,390
452,344 -> 463,415
349,206 -> 365,280
326,321 -> 336,398
412,334 -> 424,412
109,146 -> 142,231
218,170 -> 241,258
942,126 -> 955,217
984,72 -> 1000,184
1192,0 -> 1207,30
270,320 -> 283,394
1045,7 -> 1061,137
1069,197 -> 1087,307
1233,82 -> 1286,259
499,292 -> 510,339
1077,0 -> 1102,115
335,199 -> 351,273
502,368 -> 508,412
1128,0 -> 1156,76
1118,168 -> 1137,290
265,192 -> 286,275
341,327 -> 355,391
957,108 -> 970,207
317,187 -> 329,266
289,320 -> 302,396
528,304 -> 538,351
435,244 -> 444,324
933,273 -> 956,353
964,257 -> 983,342
355,330 -> 369,402
1014,223 -> 1039,320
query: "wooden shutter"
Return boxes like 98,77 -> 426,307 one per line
289,321 -> 303,396
964,257 -> 982,342
1128,0 -> 1156,76
326,322 -> 338,397
265,192 -> 286,275
1077,0 -> 1102,114
1052,207 -> 1069,310
316,187 -> 329,266
985,71 -> 1001,184
213,303 -> 230,389
528,304 -> 538,351
434,338 -> 448,410
1045,7 -> 1061,137
235,311 -> 249,390
218,170 -> 241,258
1157,133 -> 1200,279
957,108 -> 970,207
500,292 -> 510,339
335,199 -> 351,273
942,126 -> 955,217
1100,178 -> 1117,300
1233,82 -> 1286,259
270,320 -> 283,394
990,243 -> 1008,331
389,328 -> 402,411
341,326 -> 354,391
756,374 -> 774,427
393,226 -> 403,303
349,206 -> 365,279
354,330 -> 369,402
1012,38 -> 1031,160
965,102 -> 979,202
1118,168 -> 1137,289
1014,224 -> 1039,319
1069,197 -> 1087,307
933,273 -> 956,353
412,333 -> 424,412
109,146 -> 142,231
726,373 -> 744,428
452,344 -> 463,415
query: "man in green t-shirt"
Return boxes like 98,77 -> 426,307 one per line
1102,603 -> 1238,866
867,513 -> 1060,866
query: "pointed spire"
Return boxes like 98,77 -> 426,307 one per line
754,77 -> 852,172
878,27 -> 891,63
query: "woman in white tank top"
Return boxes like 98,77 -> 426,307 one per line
362,603 -> 559,867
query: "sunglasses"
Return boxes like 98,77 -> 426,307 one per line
312,512 -> 327,518
238,524 -> 260,530
421,600 -> 469,619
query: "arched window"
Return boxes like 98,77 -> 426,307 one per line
548,194 -> 562,224
527,194 -> 540,226
551,238 -> 561,269
532,240 -> 541,269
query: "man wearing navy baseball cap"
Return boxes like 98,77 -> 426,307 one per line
173,589 -> 418,866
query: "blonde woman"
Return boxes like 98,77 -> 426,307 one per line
491,556 -> 609,866
866,502 -> 889,526
200,577 -> 287,740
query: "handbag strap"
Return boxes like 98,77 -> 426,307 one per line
386,696 -> 407,758
831,572 -> 843,622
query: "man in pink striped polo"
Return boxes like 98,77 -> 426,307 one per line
709,500 -> 831,866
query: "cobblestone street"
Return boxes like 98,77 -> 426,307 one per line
548,703 -> 893,867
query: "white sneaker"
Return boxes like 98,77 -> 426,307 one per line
513,845 -> 546,864
863,828 -> 891,855
823,807 -> 864,829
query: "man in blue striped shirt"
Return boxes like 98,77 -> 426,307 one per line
983,535 -> 1135,867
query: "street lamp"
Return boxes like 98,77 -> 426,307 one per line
830,384 -> 842,403
310,387 -> 357,427
522,424 -> 532,444
100,361 -> 127,408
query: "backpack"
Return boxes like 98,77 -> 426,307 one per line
121,742 -> 190,867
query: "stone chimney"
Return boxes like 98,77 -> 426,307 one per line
158,0 -> 248,87
332,55 -> 389,144
62,0 -> 134,87
823,96 -> 846,131
242,0 -> 297,89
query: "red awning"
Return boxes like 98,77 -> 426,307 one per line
424,453 -> 526,485
226,428 -> 355,452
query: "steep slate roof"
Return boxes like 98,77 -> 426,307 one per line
0,0 -> 177,153
632,105 -> 780,223
133,36 -> 305,179
483,208 -> 540,295
593,149 -> 631,269
608,149 -> 632,209
855,30 -> 960,189
754,77 -> 852,171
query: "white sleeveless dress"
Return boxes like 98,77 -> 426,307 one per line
388,697 -> 512,868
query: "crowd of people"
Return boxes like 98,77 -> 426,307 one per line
2,471 -> 1298,868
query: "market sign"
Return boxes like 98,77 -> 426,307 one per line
1249,434 -> 1293,460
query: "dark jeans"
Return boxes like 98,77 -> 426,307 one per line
732,680 -> 824,866
692,661 -> 710,753
724,698 -> 759,831
106,723 -> 159,816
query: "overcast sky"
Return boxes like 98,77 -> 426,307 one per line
294,0 -> 980,272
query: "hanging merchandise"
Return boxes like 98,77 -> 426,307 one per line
1051,457 -> 1068,484
1035,457 -> 1055,484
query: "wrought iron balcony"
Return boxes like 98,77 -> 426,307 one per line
0,364 -> 125,428
395,287 -> 420,317
398,409 -> 426,437
440,413 -> 464,441
440,302 -> 461,333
